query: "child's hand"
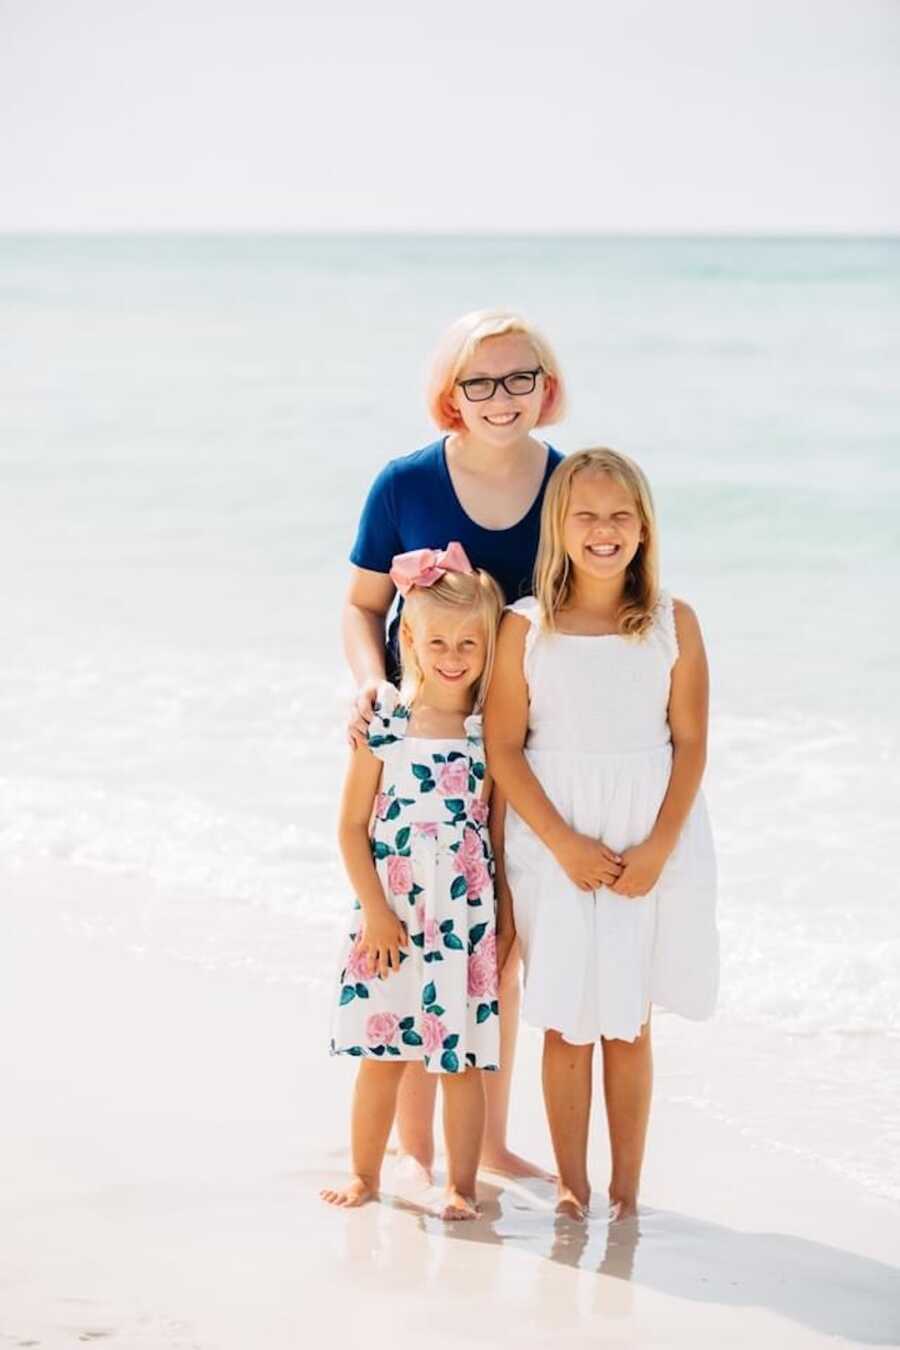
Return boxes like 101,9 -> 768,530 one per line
609,839 -> 669,898
357,907 -> 409,978
555,831 -> 623,891
347,679 -> 381,749
496,923 -> 517,977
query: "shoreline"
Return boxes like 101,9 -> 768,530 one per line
2,861 -> 899,1348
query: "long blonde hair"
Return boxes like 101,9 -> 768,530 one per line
534,449 -> 660,638
399,568 -> 505,709
425,308 -> 567,431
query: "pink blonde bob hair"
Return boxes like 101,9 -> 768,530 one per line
425,308 -> 568,432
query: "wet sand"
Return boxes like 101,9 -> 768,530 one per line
2,863 -> 898,1349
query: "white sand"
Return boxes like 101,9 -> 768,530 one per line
2,863 -> 899,1349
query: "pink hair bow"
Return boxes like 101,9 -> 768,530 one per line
389,541 -> 474,597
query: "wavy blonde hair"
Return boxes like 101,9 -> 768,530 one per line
425,308 -> 567,431
399,568 -> 505,709
534,449 -> 660,638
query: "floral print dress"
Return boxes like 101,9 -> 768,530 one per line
330,682 -> 500,1073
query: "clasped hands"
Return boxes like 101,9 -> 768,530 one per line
556,830 -> 669,899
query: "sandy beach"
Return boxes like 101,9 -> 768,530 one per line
3,861 -> 898,1350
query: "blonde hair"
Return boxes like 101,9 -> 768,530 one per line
399,568 -> 505,710
534,449 -> 660,639
425,308 -> 568,431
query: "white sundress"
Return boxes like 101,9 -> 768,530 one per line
504,592 -> 719,1044
330,682 -> 500,1073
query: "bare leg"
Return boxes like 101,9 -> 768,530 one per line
394,1061 -> 438,1179
542,1030 -> 594,1218
320,1060 -> 407,1207
601,1013 -> 653,1219
441,1068 -> 485,1220
480,943 -> 555,1181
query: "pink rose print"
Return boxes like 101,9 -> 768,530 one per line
437,759 -> 469,796
454,852 -> 490,899
470,799 -> 489,825
413,822 -> 438,838
467,948 -> 498,999
387,854 -> 414,895
344,941 -> 373,982
459,826 -> 483,862
424,917 -> 441,951
375,792 -> 393,821
479,930 -> 497,968
421,1011 -> 448,1056
366,1012 -> 400,1047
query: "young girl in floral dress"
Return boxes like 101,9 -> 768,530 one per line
323,543 -> 510,1220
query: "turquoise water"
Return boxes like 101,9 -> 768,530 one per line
2,234 -> 899,1196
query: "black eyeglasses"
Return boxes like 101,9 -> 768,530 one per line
455,367 -> 543,402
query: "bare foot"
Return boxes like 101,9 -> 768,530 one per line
608,1196 -> 638,1221
555,1185 -> 589,1220
441,1186 -> 479,1221
320,1176 -> 376,1208
479,1147 -> 556,1182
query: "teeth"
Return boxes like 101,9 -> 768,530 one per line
485,413 -> 517,425
588,544 -> 618,556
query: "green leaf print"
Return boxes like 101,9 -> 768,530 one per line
419,780 -> 436,794
395,826 -> 411,852
367,733 -> 398,749
339,985 -> 356,1005
410,883 -> 423,897
447,751 -> 466,762
476,1003 -> 491,1023
443,932 -> 465,951
386,1045 -> 401,1056
423,951 -> 443,963
372,841 -> 392,860
471,761 -> 485,779
443,798 -> 465,815
443,1033 -> 459,1050
432,753 -> 446,763
465,1053 -> 477,1067
402,1029 -> 424,1047
440,1050 -> 460,1073
467,898 -> 483,908
469,923 -> 487,948
347,1046 -> 364,1056
385,800 -> 402,821
411,763 -> 432,780
371,1045 -> 385,1056
422,981 -> 437,1007
490,1000 -> 499,1014
450,875 -> 467,900
411,932 -> 425,947
355,983 -> 370,999
439,918 -> 454,933
399,1017 -> 415,1030
430,1004 -> 445,1016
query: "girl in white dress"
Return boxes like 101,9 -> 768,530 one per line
485,449 -> 718,1221
323,544 -> 511,1219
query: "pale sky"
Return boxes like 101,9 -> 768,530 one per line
2,0 -> 899,232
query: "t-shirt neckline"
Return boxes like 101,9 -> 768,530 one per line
437,436 -> 554,536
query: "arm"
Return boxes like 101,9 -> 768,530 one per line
342,566 -> 396,743
338,744 -> 408,978
487,780 -> 516,973
484,613 -> 623,892
610,600 -> 709,898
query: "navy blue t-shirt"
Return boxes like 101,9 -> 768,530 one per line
350,437 -> 563,676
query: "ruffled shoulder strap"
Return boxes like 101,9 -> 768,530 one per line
652,589 -> 680,668
366,680 -> 410,760
506,595 -> 542,676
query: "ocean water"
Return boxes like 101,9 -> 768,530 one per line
2,234 -> 899,1198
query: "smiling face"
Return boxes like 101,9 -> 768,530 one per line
563,470 -> 644,584
449,332 -> 551,447
402,603 -> 487,696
